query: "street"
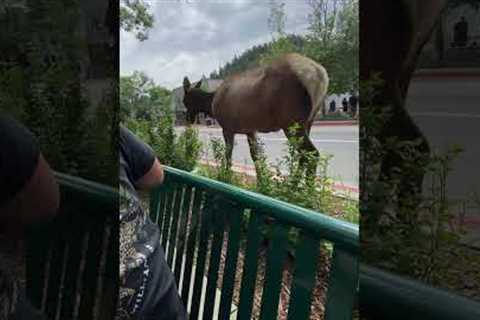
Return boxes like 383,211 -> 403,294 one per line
407,74 -> 480,244
178,125 -> 359,189
407,76 -> 479,200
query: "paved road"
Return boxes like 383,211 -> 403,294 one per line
407,77 -> 479,199
181,125 -> 359,189
407,75 -> 480,243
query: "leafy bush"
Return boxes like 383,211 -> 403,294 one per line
0,0 -> 117,185
124,103 -> 202,172
193,137 -> 247,187
198,124 -> 359,224
360,76 -> 467,285
121,70 -> 202,172
320,112 -> 355,121
196,124 -> 359,254
175,125 -> 203,171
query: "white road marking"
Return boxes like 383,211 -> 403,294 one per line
411,112 -> 480,119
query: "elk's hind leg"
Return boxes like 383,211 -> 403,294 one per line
247,132 -> 265,176
222,130 -> 235,171
283,124 -> 319,178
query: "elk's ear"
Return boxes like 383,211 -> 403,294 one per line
183,77 -> 191,92
194,80 -> 202,89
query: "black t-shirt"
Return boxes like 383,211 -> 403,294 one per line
0,114 -> 46,320
119,126 -> 161,315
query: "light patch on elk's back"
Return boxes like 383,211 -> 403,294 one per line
284,53 -> 329,122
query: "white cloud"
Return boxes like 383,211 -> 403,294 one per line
120,0 -> 311,90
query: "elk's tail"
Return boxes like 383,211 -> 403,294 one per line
286,53 -> 329,123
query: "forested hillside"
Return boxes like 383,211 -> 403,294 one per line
209,34 -> 307,80
208,0 -> 358,95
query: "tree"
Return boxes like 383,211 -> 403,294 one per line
267,0 -> 286,36
120,0 -> 154,41
120,71 -> 170,121
259,0 -> 297,66
307,0 -> 342,47
0,0 -> 118,184
304,0 -> 359,94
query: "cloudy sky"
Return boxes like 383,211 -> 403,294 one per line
120,0 -> 311,90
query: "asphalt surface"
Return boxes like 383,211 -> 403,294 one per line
407,76 -> 479,200
179,125 -> 359,189
407,75 -> 480,243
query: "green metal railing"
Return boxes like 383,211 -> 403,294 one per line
26,173 -> 117,320
23,169 -> 480,320
360,264 -> 480,320
150,166 -> 359,320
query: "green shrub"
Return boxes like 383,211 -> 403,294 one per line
198,124 -> 359,224
360,75 -> 467,285
197,124 -> 359,254
174,126 -> 202,171
320,112 -> 355,121
124,104 -> 202,172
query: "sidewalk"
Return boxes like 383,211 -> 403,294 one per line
413,68 -> 480,79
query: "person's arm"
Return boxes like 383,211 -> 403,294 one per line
0,115 -> 59,238
136,157 -> 164,190
120,125 -> 164,191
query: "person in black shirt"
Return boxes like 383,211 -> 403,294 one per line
119,125 -> 186,320
349,95 -> 358,117
342,97 -> 349,113
329,100 -> 336,113
1,114 -> 59,320
454,16 -> 468,47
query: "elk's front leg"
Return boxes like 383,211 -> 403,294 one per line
222,130 -> 235,170
247,132 -> 265,176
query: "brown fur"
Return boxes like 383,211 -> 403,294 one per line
183,53 -> 328,175
213,61 -> 311,133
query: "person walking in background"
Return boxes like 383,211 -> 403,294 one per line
329,99 -> 336,113
342,97 -> 349,113
349,94 -> 358,118
453,16 -> 469,47
1,113 -> 59,320
119,125 -> 187,320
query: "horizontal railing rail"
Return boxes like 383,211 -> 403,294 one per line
24,170 -> 480,320
26,172 -> 117,320
53,172 -> 118,204
162,166 -> 359,253
360,264 -> 480,320
151,166 -> 359,320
